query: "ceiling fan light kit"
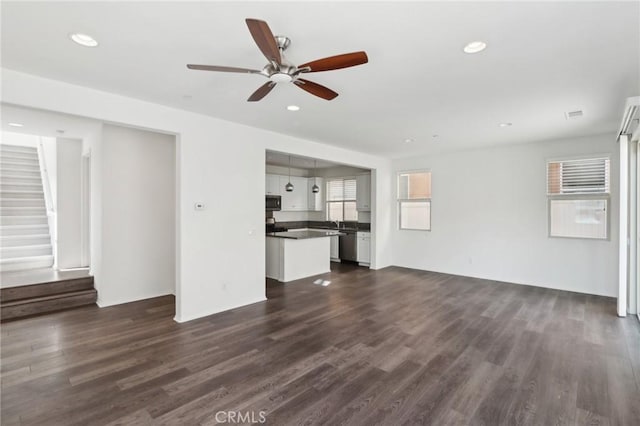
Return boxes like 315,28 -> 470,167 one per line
187,18 -> 368,102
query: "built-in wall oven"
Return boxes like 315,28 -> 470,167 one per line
266,195 -> 281,211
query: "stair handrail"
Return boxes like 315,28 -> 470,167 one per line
37,138 -> 57,267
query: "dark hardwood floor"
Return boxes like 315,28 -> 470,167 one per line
1,264 -> 639,425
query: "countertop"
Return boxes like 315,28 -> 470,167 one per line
266,229 -> 346,240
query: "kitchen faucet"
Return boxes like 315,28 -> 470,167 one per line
333,220 -> 340,229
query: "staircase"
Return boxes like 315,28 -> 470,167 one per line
0,144 -> 54,272
1,274 -> 97,321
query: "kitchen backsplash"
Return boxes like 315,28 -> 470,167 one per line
272,210 -> 371,223
272,210 -> 325,222
271,220 -> 371,231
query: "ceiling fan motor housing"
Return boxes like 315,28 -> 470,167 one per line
264,43 -> 298,83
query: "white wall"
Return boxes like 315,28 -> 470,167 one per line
79,123 -> 104,288
392,134 -> 619,297
266,164 -> 309,177
2,69 -> 392,322
1,131 -> 40,148
56,138 -> 83,268
99,124 -> 176,305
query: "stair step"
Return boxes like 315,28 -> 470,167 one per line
0,175 -> 42,185
1,276 -> 94,302
0,207 -> 47,216
0,183 -> 44,192
0,155 -> 40,170
0,216 -> 48,226
0,255 -> 54,272
0,169 -> 42,179
0,149 -> 38,161
0,165 -> 40,174
1,289 -> 97,321
0,145 -> 38,155
0,234 -> 51,247
0,224 -> 50,236
0,190 -> 45,199
1,244 -> 52,259
0,150 -> 38,159
0,198 -> 46,208
0,225 -> 50,236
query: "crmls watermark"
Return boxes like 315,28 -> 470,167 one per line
214,411 -> 267,424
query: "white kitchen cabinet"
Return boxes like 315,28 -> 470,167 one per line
307,177 -> 324,211
330,235 -> 340,262
265,236 -> 281,280
266,235 -> 331,282
279,176 -> 308,211
356,231 -> 371,266
356,174 -> 371,211
266,174 -> 281,195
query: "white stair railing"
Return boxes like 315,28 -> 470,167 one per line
37,137 -> 57,268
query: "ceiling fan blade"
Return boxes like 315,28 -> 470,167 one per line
298,51 -> 368,73
187,64 -> 263,74
294,79 -> 338,100
247,81 -> 276,102
245,18 -> 281,65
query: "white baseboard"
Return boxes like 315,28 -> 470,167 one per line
173,297 -> 267,323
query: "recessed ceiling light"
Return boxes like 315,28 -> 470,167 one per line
499,122 -> 512,127
287,105 -> 300,111
69,33 -> 99,47
8,123 -> 23,127
463,41 -> 487,54
403,138 -> 414,143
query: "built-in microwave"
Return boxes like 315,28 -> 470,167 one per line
266,195 -> 281,211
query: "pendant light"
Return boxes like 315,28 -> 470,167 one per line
311,160 -> 320,193
285,156 -> 294,192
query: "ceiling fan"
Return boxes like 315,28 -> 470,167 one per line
187,18 -> 368,102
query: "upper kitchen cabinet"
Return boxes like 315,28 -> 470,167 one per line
356,173 -> 371,211
307,177 -> 324,211
266,174 -> 281,196
279,175 -> 308,211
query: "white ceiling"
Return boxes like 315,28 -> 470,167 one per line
2,1 -> 638,158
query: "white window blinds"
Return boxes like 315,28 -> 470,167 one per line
398,172 -> 432,200
397,171 -> 432,231
547,157 -> 610,195
328,178 -> 357,201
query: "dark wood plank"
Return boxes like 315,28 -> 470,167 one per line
1,289 -> 97,321
1,276 -> 94,302
1,263 -> 638,426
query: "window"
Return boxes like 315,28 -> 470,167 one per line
547,157 -> 610,239
398,171 -> 431,230
326,178 -> 358,222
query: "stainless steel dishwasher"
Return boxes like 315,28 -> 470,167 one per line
339,230 -> 357,262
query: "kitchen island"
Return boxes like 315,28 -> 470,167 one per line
266,229 -> 344,282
